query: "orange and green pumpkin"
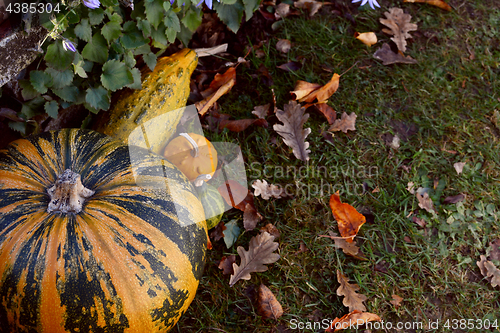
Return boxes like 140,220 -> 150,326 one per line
0,128 -> 208,332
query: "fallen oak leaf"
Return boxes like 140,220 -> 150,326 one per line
373,43 -> 418,65
273,101 -> 311,161
257,284 -> 284,320
329,112 -> 357,134
379,7 -> 418,53
355,32 -> 378,47
252,179 -> 286,200
252,104 -> 271,119
243,203 -> 263,231
218,118 -> 268,132
326,310 -> 381,332
329,191 -> 366,243
390,294 -> 403,308
403,0 -> 452,11
260,223 -> 281,239
229,232 -> 280,286
218,255 -> 236,275
477,255 -> 500,288
336,270 -> 367,312
417,192 -> 434,213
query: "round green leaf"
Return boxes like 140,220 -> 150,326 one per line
46,68 -> 74,89
102,21 -> 122,43
82,33 -> 109,64
85,86 -> 110,111
74,18 -> 92,42
30,71 -> 53,94
101,60 -> 133,91
127,67 -> 142,89
53,86 -> 79,102
143,53 -> 157,71
44,101 -> 59,119
45,40 -> 74,70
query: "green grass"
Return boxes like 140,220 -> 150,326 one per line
178,0 -> 500,331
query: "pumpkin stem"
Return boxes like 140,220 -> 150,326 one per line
47,169 -> 94,214
179,132 -> 199,158
193,174 -> 212,187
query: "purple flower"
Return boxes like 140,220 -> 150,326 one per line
83,0 -> 100,9
352,0 -> 380,9
196,0 -> 219,10
62,39 -> 77,52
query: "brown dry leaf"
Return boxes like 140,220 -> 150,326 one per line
291,80 -> 322,100
252,179 -> 285,200
489,239 -> 500,261
336,270 -> 367,312
379,8 -> 418,53
229,232 -> 280,286
318,232 -> 365,260
276,39 -> 292,53
0,108 -> 24,122
218,255 -> 236,275
390,294 -> 403,308
329,192 -> 366,243
417,192 -> 434,213
412,216 -> 426,228
355,32 -> 378,47
260,223 -> 281,239
218,180 -> 253,211
275,3 -> 291,19
453,162 -> 466,175
443,193 -> 465,204
314,103 -> 336,125
477,255 -> 500,288
252,104 -> 271,119
404,0 -> 452,11
326,310 -> 381,332
277,61 -> 302,72
196,78 -> 236,116
218,118 -> 268,132
373,43 -> 418,65
201,67 -> 237,98
329,112 -> 357,134
243,203 -> 263,231
300,73 -> 340,103
294,0 -> 322,17
257,284 -> 284,319
273,101 -> 311,161
210,222 -> 227,241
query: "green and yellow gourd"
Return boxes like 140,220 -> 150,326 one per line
0,129 -> 208,332
195,182 -> 225,230
92,48 -> 198,155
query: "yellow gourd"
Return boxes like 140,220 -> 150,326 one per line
92,48 -> 198,155
163,133 -> 218,181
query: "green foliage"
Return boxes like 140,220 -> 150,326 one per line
21,0 -> 262,134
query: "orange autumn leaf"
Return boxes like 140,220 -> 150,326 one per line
329,191 -> 366,243
325,310 -> 381,332
403,0 -> 452,11
291,81 -> 322,100
301,73 -> 340,103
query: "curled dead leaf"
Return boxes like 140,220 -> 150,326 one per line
218,255 -> 236,275
276,39 -> 292,53
257,284 -> 284,319
390,294 -> 403,308
355,32 -> 378,47
404,0 -> 452,11
373,43 -> 418,65
329,191 -> 366,243
313,103 -> 337,125
243,203 -> 263,231
326,310 -> 381,332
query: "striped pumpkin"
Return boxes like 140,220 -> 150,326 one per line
0,129 -> 207,332
195,182 -> 225,230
